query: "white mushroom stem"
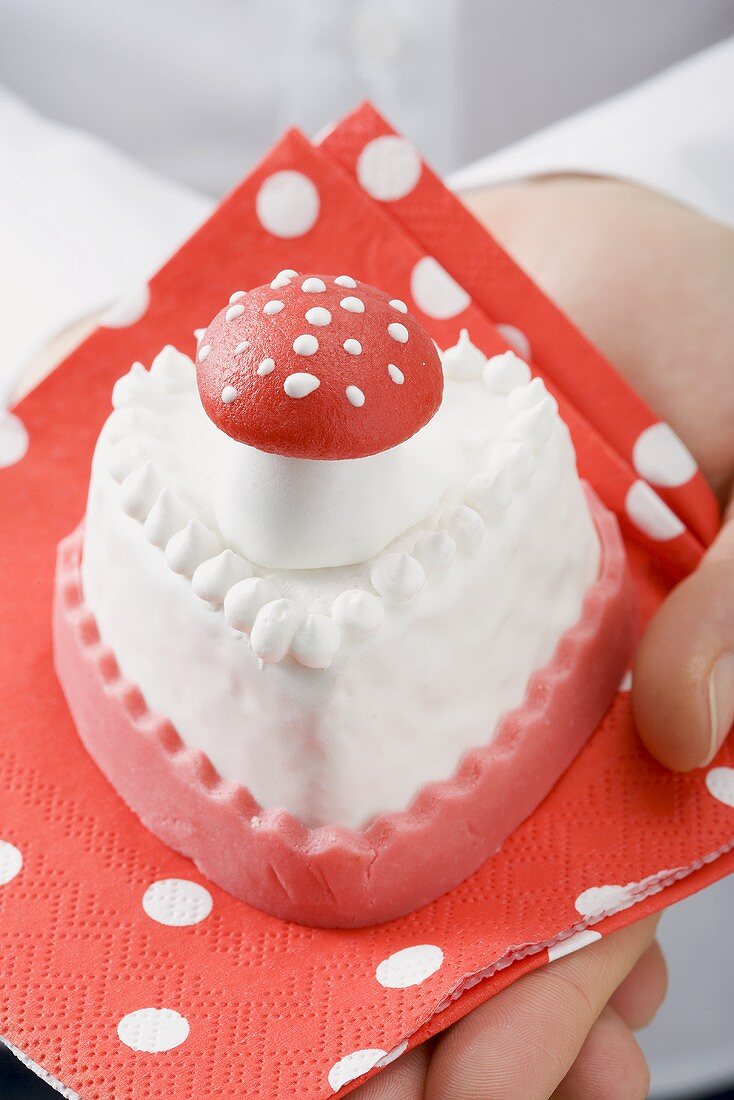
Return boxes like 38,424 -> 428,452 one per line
214,417 -> 458,570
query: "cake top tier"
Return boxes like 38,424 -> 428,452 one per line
196,271 -> 443,460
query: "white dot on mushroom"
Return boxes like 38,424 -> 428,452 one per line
346,385 -> 365,407
197,344 -> 210,362
335,275 -> 357,288
293,334 -> 319,356
221,385 -> 238,404
388,322 -> 409,343
302,277 -> 326,293
388,363 -> 404,384
234,339 -> 249,355
229,290 -> 246,304
225,303 -> 245,322
343,339 -> 362,356
263,300 -> 285,315
257,358 -> 275,376
306,307 -> 331,327
340,296 -> 365,313
284,373 -> 320,398
389,299 -> 408,313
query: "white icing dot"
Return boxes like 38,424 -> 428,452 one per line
293,334 -> 319,357
547,929 -> 602,962
192,549 -> 252,605
284,372 -> 320,398
301,277 -> 327,293
0,840 -> 23,885
331,589 -> 384,634
224,577 -> 280,634
371,552 -> 425,602
255,171 -> 320,238
306,307 -> 331,327
100,283 -> 150,328
334,275 -> 357,288
387,322 -> 409,344
251,598 -> 304,663
414,530 -> 456,573
291,614 -> 341,670
221,385 -> 238,404
619,669 -> 633,692
705,766 -> 734,807
442,505 -> 484,556
467,469 -> 513,519
197,344 -> 211,363
117,1008 -> 189,1053
225,303 -> 245,322
482,351 -> 531,393
340,296 -> 365,313
625,480 -> 685,541
496,322 -> 532,361
389,299 -> 408,313
0,412 -> 29,468
257,358 -> 275,376
263,300 -> 285,316
346,385 -> 365,407
142,879 -> 213,926
165,520 -> 221,577
356,135 -> 422,201
387,363 -> 404,385
328,1049 -> 387,1093
234,340 -> 250,355
343,339 -> 362,356
410,256 -> 470,320
144,489 -> 192,549
229,290 -> 246,304
632,423 -> 697,488
376,944 -> 444,988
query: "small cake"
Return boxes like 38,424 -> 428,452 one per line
54,272 -> 633,926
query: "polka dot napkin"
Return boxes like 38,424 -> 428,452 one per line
0,104 -> 732,1099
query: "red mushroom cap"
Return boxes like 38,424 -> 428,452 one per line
195,272 -> 443,460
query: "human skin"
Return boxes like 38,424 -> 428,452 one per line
352,176 -> 734,1099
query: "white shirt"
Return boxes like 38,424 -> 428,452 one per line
1,16 -> 733,1096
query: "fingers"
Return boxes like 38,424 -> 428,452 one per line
551,1006 -> 649,1100
633,510 -> 734,771
609,940 -> 668,1031
350,1043 -> 430,1100
424,916 -> 658,1100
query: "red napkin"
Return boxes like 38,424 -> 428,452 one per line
0,107 -> 732,1100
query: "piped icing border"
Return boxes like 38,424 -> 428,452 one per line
54,488 -> 633,927
103,342 -> 557,670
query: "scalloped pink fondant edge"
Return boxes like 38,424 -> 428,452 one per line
53,487 -> 634,927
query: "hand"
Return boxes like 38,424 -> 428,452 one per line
354,177 -> 734,1098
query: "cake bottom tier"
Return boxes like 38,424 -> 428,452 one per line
53,489 -> 633,927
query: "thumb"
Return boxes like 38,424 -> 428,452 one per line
633,494 -> 734,770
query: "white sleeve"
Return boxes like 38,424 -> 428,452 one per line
0,89 -> 211,392
448,37 -> 734,229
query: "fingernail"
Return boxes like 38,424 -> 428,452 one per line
706,653 -> 734,765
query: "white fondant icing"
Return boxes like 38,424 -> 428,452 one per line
250,599 -> 304,663
164,520 -> 221,577
389,299 -> 408,313
223,577 -> 280,633
229,290 -> 246,303
291,614 -> 341,670
343,339 -> 362,356
257,358 -> 275,377
197,344 -> 211,362
506,398 -> 556,450
331,590 -> 384,635
221,385 -> 238,404
370,552 -> 426,602
441,505 -> 485,556
234,340 -> 250,355
483,351 -> 531,393
507,376 -> 548,413
109,437 -> 168,483
192,550 -> 252,606
81,339 -> 601,827
334,275 -> 356,288
302,277 -> 326,293
111,363 -> 149,409
413,530 -> 456,573
284,372 -> 320,397
144,489 -> 193,549
120,462 -> 167,521
441,329 -> 486,381
263,299 -> 285,316
340,296 -> 365,313
387,363 -> 404,385
149,346 -> 196,392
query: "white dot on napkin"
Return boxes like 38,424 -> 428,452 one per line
0,840 -> 23,885
117,1008 -> 190,1053
410,256 -> 470,320
142,879 -> 213,926
356,136 -> 422,201
496,323 -> 531,361
632,423 -> 697,488
328,1048 -> 387,1092
575,884 -> 634,918
705,766 -> 734,807
255,171 -> 320,238
0,412 -> 29,468
100,283 -> 151,328
375,944 -> 444,988
624,480 -> 685,541
547,928 -> 602,962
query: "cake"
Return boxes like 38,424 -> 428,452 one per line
54,271 -> 633,926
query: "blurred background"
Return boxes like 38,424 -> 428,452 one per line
1,1 -> 733,1097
